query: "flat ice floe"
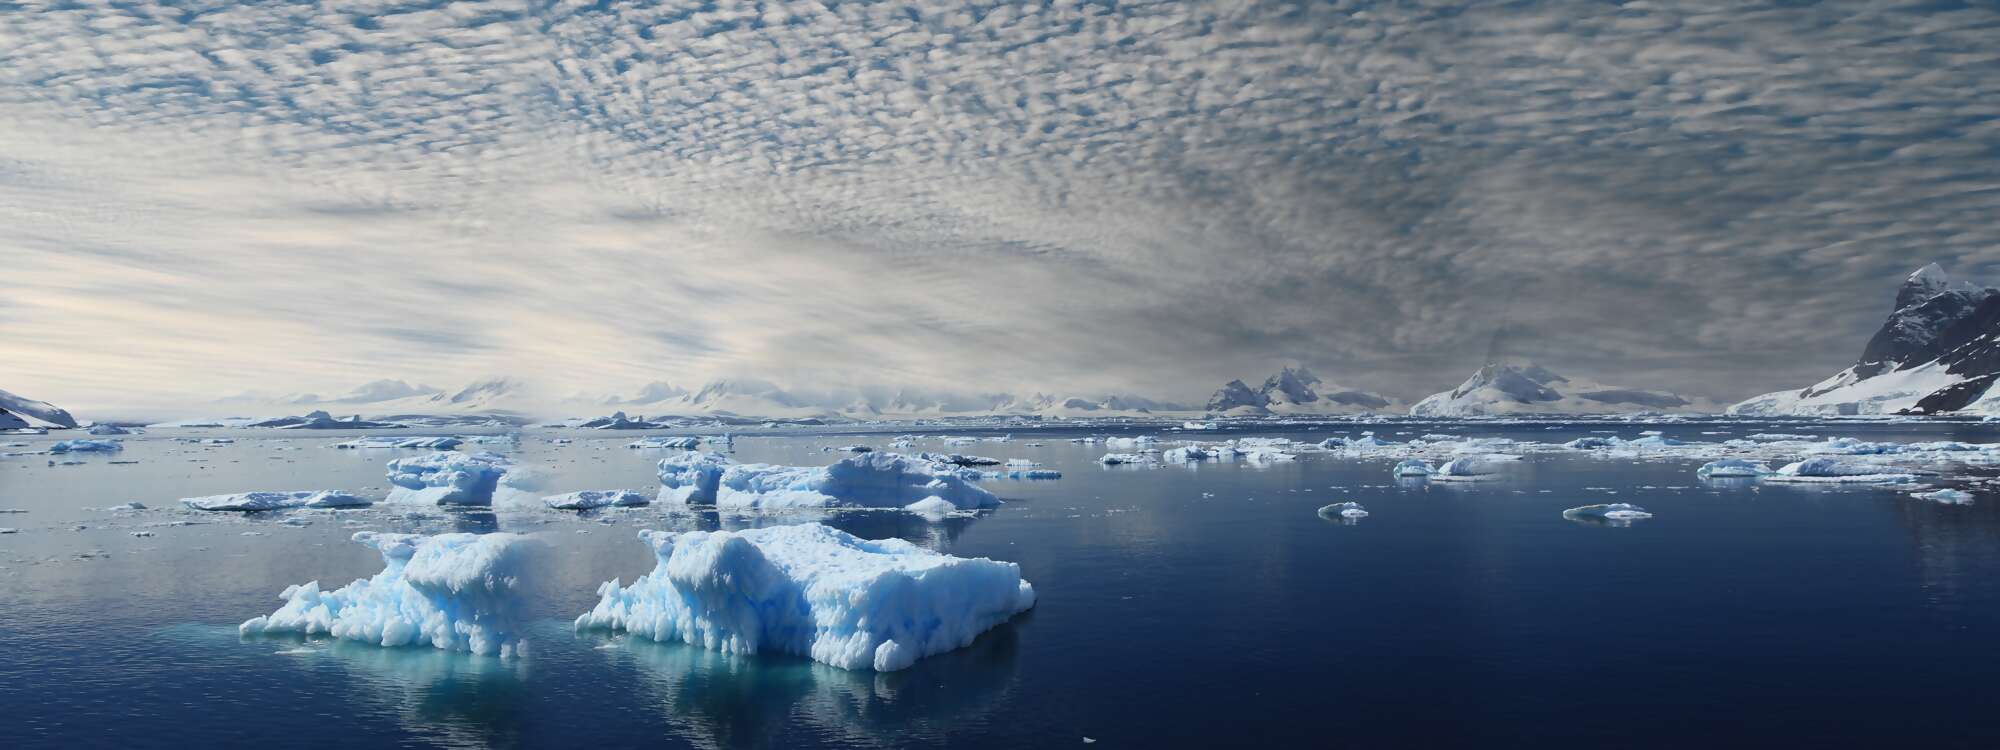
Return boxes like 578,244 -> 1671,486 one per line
1429,456 -> 1515,481
1562,503 -> 1654,523
49,439 -> 122,453
1317,502 -> 1368,519
385,451 -> 510,505
1391,459 -> 1435,477
655,451 -> 999,510
1697,459 -> 1773,479
241,532 -> 539,657
332,436 -> 463,450
182,490 -> 370,511
1912,488 -> 1975,504
574,524 -> 1035,671
543,490 -> 649,510
1765,457 -> 1918,484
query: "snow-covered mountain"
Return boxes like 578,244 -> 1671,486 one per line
1410,361 -> 1712,416
0,387 -> 78,429
602,379 -> 1189,420
1204,366 -> 1397,415
1731,263 -> 2000,416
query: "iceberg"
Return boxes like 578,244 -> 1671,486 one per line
1766,457 -> 1918,484
240,532 -> 539,657
49,439 -> 122,453
182,490 -> 370,511
1430,456 -> 1510,482
1317,502 -> 1368,519
1562,503 -> 1654,522
1391,459 -> 1435,477
1912,489 -> 1975,504
574,524 -> 1035,671
1103,436 -> 1157,449
543,490 -> 650,510
657,452 -> 999,510
629,436 -> 702,450
1098,453 -> 1154,466
385,452 -> 510,505
904,496 -> 962,515
333,436 -> 464,450
1697,459 -> 1772,479
86,424 -> 133,435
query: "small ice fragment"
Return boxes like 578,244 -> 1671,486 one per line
1317,502 -> 1368,519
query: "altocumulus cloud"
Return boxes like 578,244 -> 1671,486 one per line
2,0 -> 1998,412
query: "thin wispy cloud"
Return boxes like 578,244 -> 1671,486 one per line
3,0 -> 1997,412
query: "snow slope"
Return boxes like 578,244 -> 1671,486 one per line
575,524 -> 1035,670
1411,361 -> 1712,416
0,388 -> 78,429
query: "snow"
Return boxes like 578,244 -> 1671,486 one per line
0,387 -> 78,429
1317,502 -> 1368,519
1697,459 -> 1772,479
574,524 -> 1035,671
657,452 -> 1000,510
1730,361 -> 1967,417
1411,362 -> 1707,416
49,439 -> 122,453
1912,489 -> 1975,504
1563,503 -> 1654,522
241,531 -> 539,657
543,490 -> 650,510
182,490 -> 370,511
385,452 -> 511,505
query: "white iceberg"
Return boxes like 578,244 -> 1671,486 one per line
1391,459 -> 1436,478
1103,436 -> 1157,449
1696,459 -> 1773,479
1098,453 -> 1154,466
49,439 -> 122,453
1563,503 -> 1654,522
333,436 -> 464,450
657,452 -> 999,510
574,524 -> 1035,671
240,532 -> 539,657
182,490 -> 370,511
543,490 -> 650,510
629,436 -> 702,450
1317,502 -> 1368,519
904,496 -> 962,515
86,424 -> 133,435
1766,457 -> 1918,484
385,452 -> 510,505
1912,489 -> 1975,504
1430,456 -> 1511,482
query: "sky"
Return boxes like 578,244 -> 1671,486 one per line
4,0 -> 2000,415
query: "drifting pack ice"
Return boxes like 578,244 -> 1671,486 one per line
182,490 -> 369,511
543,490 -> 649,510
332,436 -> 463,450
385,451 -> 510,505
240,532 -> 539,657
654,451 -> 999,510
575,524 -> 1036,671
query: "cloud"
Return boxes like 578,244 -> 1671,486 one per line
2,0 -> 1998,413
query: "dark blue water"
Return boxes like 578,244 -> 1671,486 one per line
6,421 -> 2000,748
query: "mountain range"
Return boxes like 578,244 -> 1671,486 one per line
1731,263 -> 2000,416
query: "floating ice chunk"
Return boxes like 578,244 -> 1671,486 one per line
49,439 -> 122,453
86,424 -> 133,435
661,452 -> 998,510
1430,457 -> 1510,481
333,436 -> 463,450
1564,437 -> 1619,449
240,532 -> 539,657
131,530 -> 155,537
574,524 -> 1035,671
1161,446 -> 1214,463
1747,433 -> 1816,441
1240,449 -> 1297,463
543,490 -> 650,510
182,490 -> 370,511
1317,502 -> 1368,519
1912,489 -> 1975,504
1098,453 -> 1154,466
1182,421 -> 1218,430
1697,459 -> 1773,479
918,452 -> 1002,467
1766,457 -> 1918,484
105,502 -> 146,511
1004,459 -> 1039,468
839,445 -> 874,453
628,436 -> 701,450
1563,503 -> 1654,522
385,452 -> 510,505
0,528 -> 15,534
656,451 -> 732,504
1391,459 -> 1435,477
986,469 -> 1061,480
1103,436 -> 1157,449
904,496 -> 960,515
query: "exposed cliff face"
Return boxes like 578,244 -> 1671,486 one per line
1732,264 -> 2000,416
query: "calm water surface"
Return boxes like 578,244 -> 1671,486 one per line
5,421 -> 2000,748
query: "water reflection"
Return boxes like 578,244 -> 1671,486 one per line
630,507 -> 987,553
588,620 -> 1023,749
244,634 -> 531,749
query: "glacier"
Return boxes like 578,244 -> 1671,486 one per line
240,531 -> 539,657
573,524 -> 1035,671
385,452 -> 511,505
183,490 -> 370,511
655,451 -> 999,510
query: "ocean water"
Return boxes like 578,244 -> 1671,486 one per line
6,421 -> 2000,748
